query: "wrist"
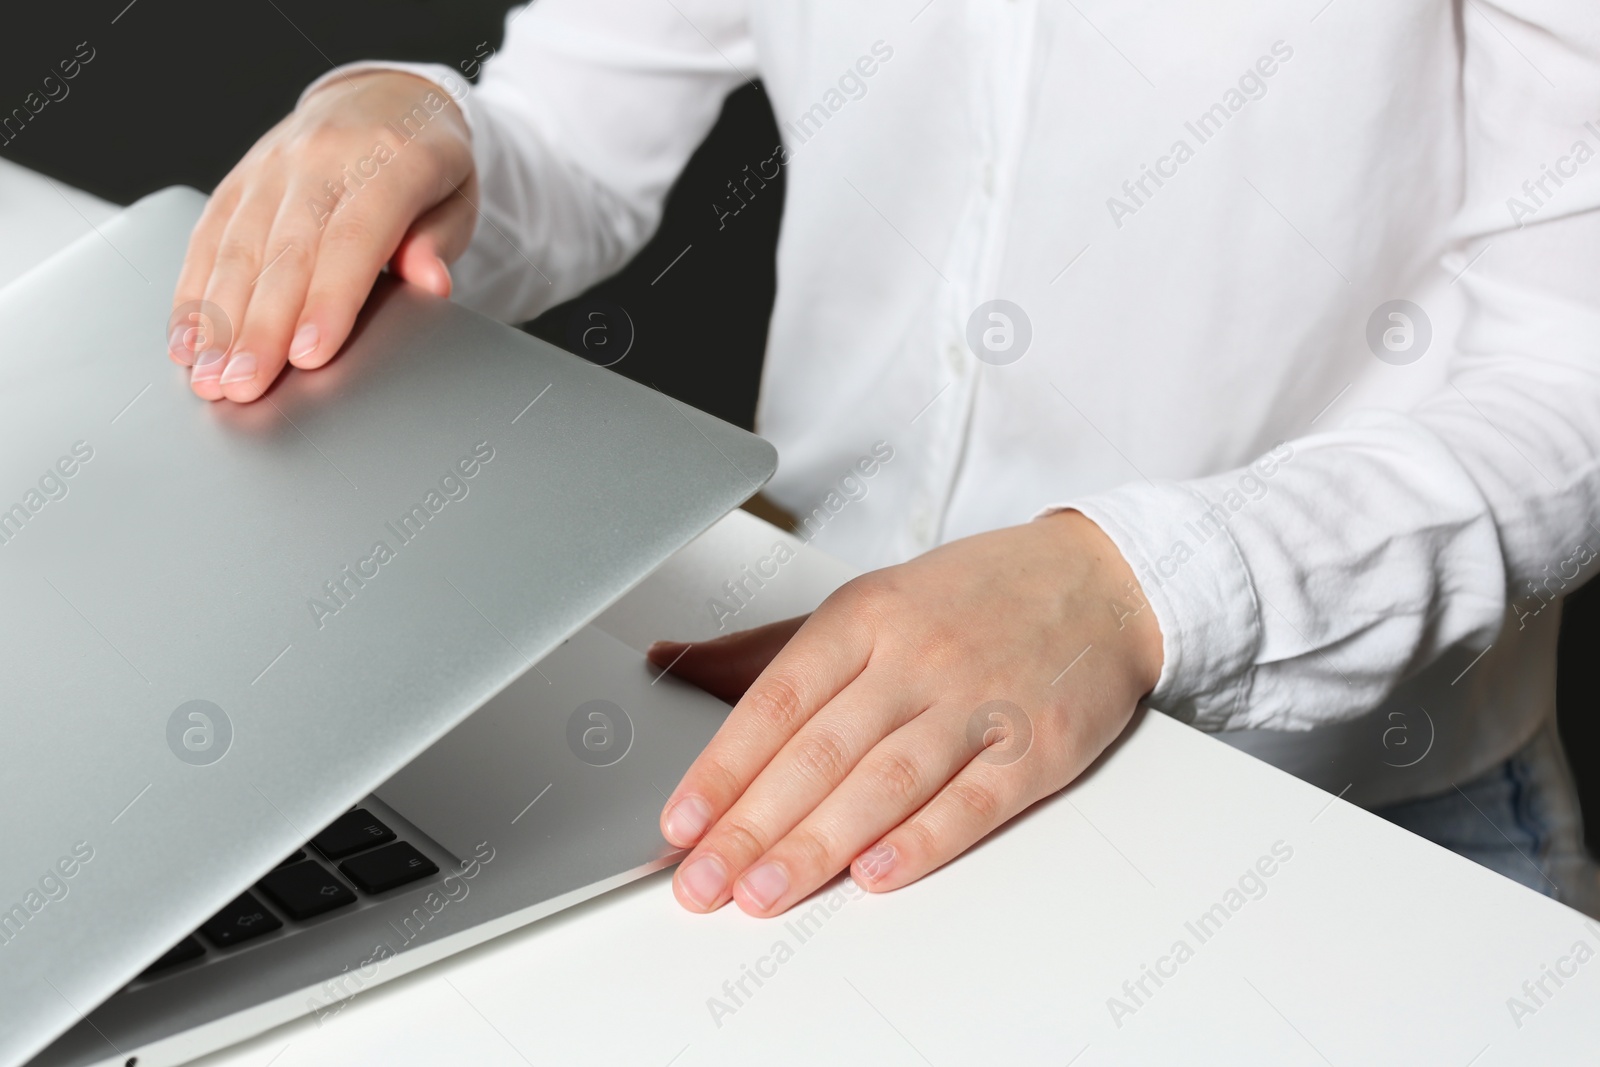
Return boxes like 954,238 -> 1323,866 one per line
1038,509 -> 1165,698
305,71 -> 470,140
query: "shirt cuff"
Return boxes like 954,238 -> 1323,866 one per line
298,61 -> 475,134
1038,481 -> 1262,731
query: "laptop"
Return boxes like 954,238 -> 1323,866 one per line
1,187 -> 777,1067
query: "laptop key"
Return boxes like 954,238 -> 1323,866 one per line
199,892 -> 282,948
257,860 -> 358,920
312,808 -> 396,859
275,849 -> 307,868
140,935 -> 204,977
340,842 -> 439,895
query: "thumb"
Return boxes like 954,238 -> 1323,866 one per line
648,615 -> 810,705
390,191 -> 477,297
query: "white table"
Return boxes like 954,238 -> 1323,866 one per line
8,166 -> 1596,1066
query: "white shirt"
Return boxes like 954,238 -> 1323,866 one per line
314,0 -> 1600,807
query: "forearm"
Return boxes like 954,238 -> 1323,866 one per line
1070,274 -> 1600,731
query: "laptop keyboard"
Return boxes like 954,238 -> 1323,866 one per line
311,809 -> 397,858
258,862 -> 357,920
138,807 -> 439,981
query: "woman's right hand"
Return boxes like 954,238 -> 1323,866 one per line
169,71 -> 477,403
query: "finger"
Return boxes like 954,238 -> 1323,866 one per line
169,181 -> 243,364
659,591 -> 875,851
191,177 -> 286,399
390,190 -> 478,297
287,193 -> 429,372
218,186 -> 326,401
851,749 -> 1046,894
390,232 -> 451,298
670,671 -> 917,913
647,615 -> 808,705
726,704 -> 983,916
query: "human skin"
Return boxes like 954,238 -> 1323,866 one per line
650,509 -> 1162,917
172,75 -> 1164,916
168,71 -> 474,402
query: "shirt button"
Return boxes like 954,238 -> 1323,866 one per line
945,342 -> 965,373
981,161 -> 996,197
912,510 -> 934,543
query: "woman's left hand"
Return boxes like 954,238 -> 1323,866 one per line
648,509 -> 1163,917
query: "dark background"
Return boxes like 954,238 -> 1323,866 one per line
5,1 -> 1597,850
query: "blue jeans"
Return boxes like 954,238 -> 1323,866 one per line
1373,714 -> 1600,918
1369,716 -> 1600,921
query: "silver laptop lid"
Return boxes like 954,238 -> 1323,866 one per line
0,187 -> 775,1067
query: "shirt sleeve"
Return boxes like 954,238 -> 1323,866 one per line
1055,2 -> 1600,733
300,0 -> 756,323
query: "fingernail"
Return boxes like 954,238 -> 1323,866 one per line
738,862 -> 789,911
219,352 -> 257,386
289,324 -> 319,363
677,855 -> 726,909
663,795 -> 711,846
858,843 -> 896,883
169,324 -> 194,360
192,348 -> 226,384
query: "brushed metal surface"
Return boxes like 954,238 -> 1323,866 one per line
0,187 -> 775,1067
